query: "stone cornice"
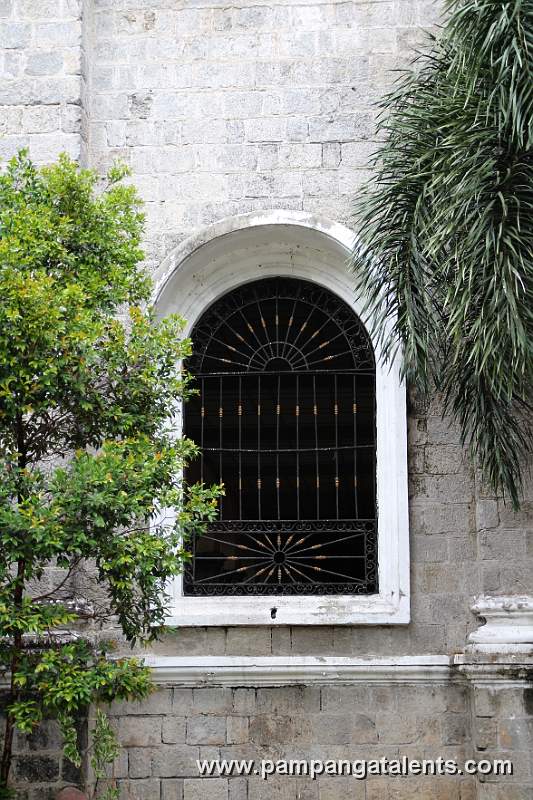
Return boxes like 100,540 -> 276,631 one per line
142,655 -> 453,687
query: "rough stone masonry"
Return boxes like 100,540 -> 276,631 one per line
1,1 -> 532,799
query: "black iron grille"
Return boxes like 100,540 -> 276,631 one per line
183,277 -> 377,596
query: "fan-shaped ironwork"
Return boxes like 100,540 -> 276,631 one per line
184,277 -> 377,597
188,277 -> 375,376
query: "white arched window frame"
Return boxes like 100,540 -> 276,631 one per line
154,211 -> 409,626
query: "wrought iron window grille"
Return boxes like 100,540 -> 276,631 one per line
183,277 -> 377,596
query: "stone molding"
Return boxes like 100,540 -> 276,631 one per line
467,594 -> 533,654
142,655 -> 453,687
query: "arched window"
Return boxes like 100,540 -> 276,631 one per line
184,277 -> 377,596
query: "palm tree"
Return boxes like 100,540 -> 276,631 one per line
351,0 -> 532,507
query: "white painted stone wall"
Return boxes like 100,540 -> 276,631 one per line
82,0 -> 439,271
0,0 -> 83,163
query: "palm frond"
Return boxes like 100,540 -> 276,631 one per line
351,0 -> 533,507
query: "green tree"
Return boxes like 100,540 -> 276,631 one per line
0,151 -> 221,798
351,0 -> 532,506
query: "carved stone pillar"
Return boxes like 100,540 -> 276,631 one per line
456,596 -> 533,800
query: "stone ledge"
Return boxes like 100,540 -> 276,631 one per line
142,655 -> 454,687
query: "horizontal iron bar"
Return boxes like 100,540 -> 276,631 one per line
200,445 -> 374,453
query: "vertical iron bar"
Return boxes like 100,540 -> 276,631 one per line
238,375 -> 242,521
276,374 -> 280,520
334,373 -> 339,520
275,292 -> 279,357
313,374 -> 319,518
296,373 -> 300,521
257,375 -> 262,520
219,377 -> 223,520
200,377 -> 204,485
353,373 -> 358,518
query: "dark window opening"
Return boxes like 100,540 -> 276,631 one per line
183,277 -> 377,596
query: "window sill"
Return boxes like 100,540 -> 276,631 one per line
165,591 -> 410,627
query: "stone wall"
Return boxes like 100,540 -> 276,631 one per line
1,1 -> 533,799
82,0 -> 439,272
106,682 -> 474,800
0,705 -> 83,800
0,0 -> 83,164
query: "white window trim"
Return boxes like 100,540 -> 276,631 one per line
154,211 -> 410,626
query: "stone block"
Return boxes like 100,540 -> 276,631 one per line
234,6 -> 273,30
417,562 -> 465,594
474,718 -> 498,751
480,529 -> 527,560
256,687 -> 320,714
271,626 -> 291,655
152,746 -> 200,778
410,501 -> 472,535
34,20 -> 81,46
245,117 -> 287,142
228,778 -> 247,800
424,445 -> 465,475
225,627 -> 271,656
375,713 -> 422,745
321,141 -> 341,168
0,0 -> 13,18
481,562 -> 501,592
318,777 -> 365,800
421,474 -> 473,503
1,21 -> 32,48
13,720 -> 63,753
118,778 -> 161,800
128,747 -> 152,779
248,776 -> 296,800
162,717 -> 186,744
29,131 -> 80,162
114,690 -> 172,716
56,789 -> 87,800
118,717 -> 162,748
476,500 -> 500,530
22,104 -> 60,133
183,779 -> 228,800
311,712 -> 378,745
112,749 -> 129,779
412,533 -> 448,562
193,689 -> 233,715
226,717 -> 249,745
291,4 -> 333,30
290,626 -> 334,654
441,713 -> 468,746
187,715 -> 226,746
308,114 -> 373,143
61,756 -> 83,785
498,718 -> 533,750
25,52 -> 64,76
198,746 -> 220,762
474,687 -> 497,718
426,415 -> 463,445
13,755 -> 59,782
18,0 -> 61,17
232,688 -> 256,715
278,142 -> 321,168
249,714 -> 312,746
162,779 -> 184,800
448,533 -> 476,561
